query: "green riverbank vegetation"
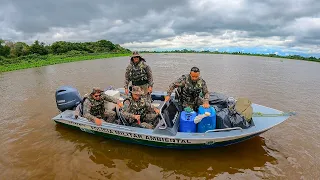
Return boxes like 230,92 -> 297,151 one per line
0,39 -> 131,72
1,39 -> 319,73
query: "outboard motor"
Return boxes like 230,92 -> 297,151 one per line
55,85 -> 82,112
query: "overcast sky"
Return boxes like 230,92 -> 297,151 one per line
1,0 -> 319,56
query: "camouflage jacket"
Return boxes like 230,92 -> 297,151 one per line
121,96 -> 155,121
166,74 -> 210,103
82,93 -> 118,122
124,61 -> 153,88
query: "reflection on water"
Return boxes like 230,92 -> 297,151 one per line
55,124 -> 276,179
1,54 -> 320,179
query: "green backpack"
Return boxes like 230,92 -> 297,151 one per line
230,97 -> 253,122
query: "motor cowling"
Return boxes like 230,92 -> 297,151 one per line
55,85 -> 82,112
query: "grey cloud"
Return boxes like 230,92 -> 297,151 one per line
0,0 -> 319,52
10,0 -> 105,34
172,0 -> 320,37
295,36 -> 320,46
7,0 -> 185,34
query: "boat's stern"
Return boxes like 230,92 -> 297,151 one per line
52,110 -> 75,122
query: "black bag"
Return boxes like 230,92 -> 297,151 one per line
229,110 -> 253,129
208,92 -> 253,129
209,92 -> 229,111
216,108 -> 232,129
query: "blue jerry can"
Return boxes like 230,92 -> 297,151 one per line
179,110 -> 197,133
197,106 -> 216,133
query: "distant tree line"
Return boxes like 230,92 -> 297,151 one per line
1,39 -> 319,64
0,39 -> 131,58
140,49 -> 320,62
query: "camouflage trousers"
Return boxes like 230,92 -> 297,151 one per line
102,110 -> 118,124
129,113 -> 160,129
73,104 -> 119,124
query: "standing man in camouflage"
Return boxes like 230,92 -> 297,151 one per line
124,51 -> 153,102
122,86 -> 160,129
165,67 -> 210,111
82,88 -> 123,126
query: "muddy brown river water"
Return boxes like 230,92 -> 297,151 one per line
0,53 -> 319,179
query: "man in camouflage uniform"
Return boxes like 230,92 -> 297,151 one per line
165,67 -> 210,111
124,51 -> 153,102
82,88 -> 123,126
122,86 -> 160,129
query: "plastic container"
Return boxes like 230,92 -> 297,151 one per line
104,89 -> 120,99
197,106 -> 216,133
178,111 -> 197,132
104,89 -> 120,110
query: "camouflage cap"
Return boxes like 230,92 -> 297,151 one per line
130,51 -> 142,58
91,87 -> 102,94
131,86 -> 143,95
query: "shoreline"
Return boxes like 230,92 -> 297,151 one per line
1,51 -> 319,73
0,53 -> 130,73
141,51 -> 320,63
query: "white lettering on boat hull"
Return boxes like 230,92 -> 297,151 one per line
58,120 -> 200,144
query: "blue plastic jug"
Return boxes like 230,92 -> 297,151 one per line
197,106 -> 216,133
179,110 -> 197,132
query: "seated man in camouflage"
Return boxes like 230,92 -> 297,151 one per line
122,86 -> 160,129
165,67 -> 210,111
82,88 -> 123,126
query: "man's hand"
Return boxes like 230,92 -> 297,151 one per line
164,96 -> 170,102
117,100 -> 123,108
133,115 -> 141,124
203,102 -> 210,108
148,86 -> 153,93
154,108 -> 160,114
125,88 -> 129,95
94,118 -> 102,126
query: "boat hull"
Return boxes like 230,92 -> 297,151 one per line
54,120 -> 268,149
53,112 -> 273,149
52,88 -> 293,149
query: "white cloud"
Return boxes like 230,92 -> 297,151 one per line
121,31 -> 320,52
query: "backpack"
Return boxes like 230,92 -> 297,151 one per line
74,96 -> 88,119
231,97 -> 253,122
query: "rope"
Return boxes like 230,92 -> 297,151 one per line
252,111 -> 296,117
